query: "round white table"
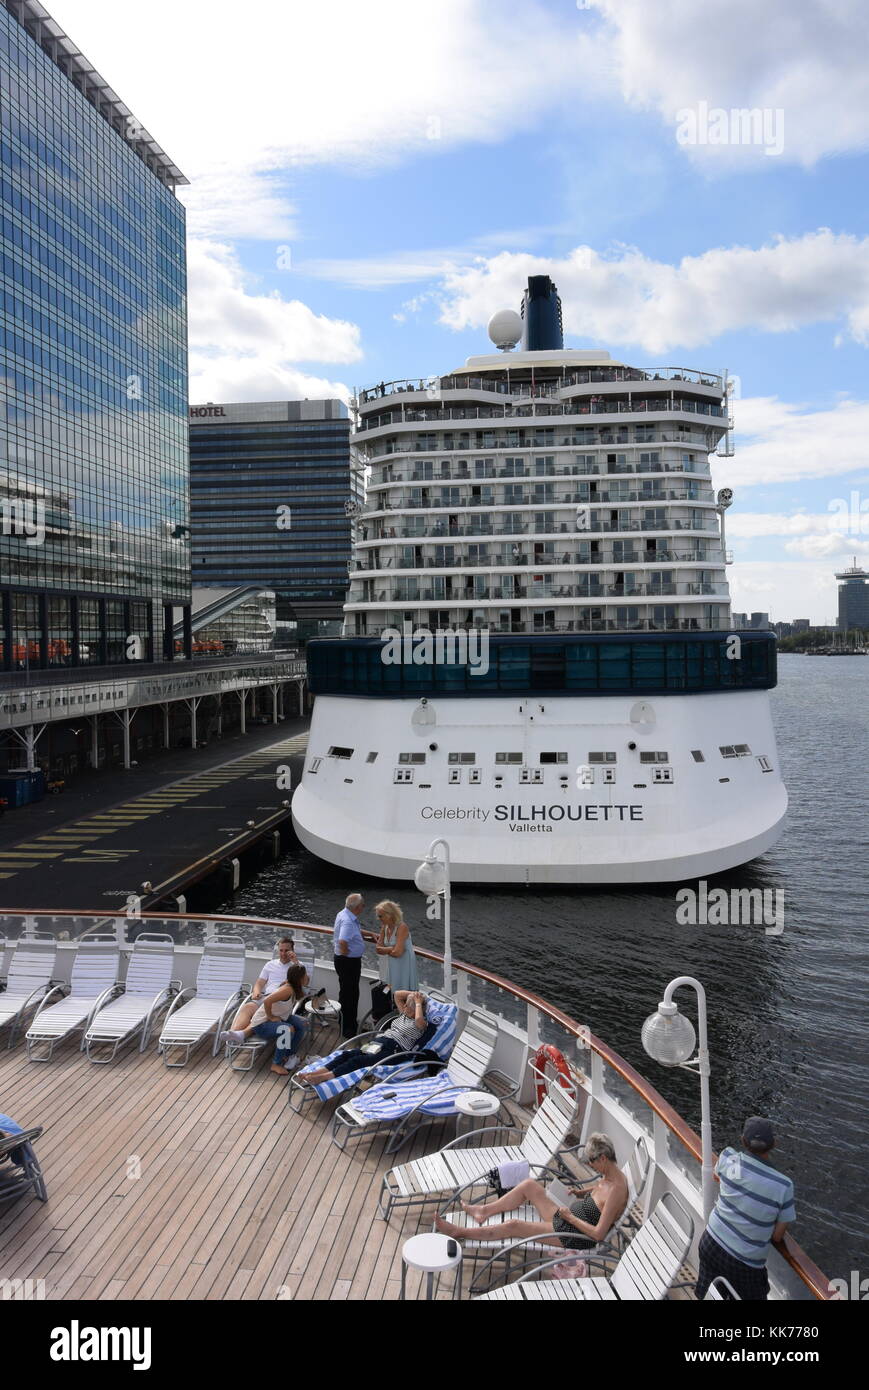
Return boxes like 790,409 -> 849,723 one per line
400,1233 -> 463,1301
454,1089 -> 502,1138
304,997 -> 340,1023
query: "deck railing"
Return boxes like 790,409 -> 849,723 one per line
0,909 -> 829,1300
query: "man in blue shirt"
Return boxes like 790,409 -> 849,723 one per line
333,893 -> 366,1038
695,1116 -> 796,1300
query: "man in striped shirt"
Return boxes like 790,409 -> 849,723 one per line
695,1117 -> 796,1300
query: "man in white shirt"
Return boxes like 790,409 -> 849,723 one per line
229,937 -> 297,1031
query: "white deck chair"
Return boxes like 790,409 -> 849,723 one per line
463,1133 -> 651,1294
0,936 -> 58,1048
157,935 -> 246,1066
25,934 -> 121,1062
379,1079 -> 579,1221
474,1191 -> 694,1301
83,934 -> 177,1063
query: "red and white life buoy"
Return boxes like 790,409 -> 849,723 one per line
534,1043 -> 575,1108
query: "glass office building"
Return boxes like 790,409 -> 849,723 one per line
0,0 -> 189,673
189,400 -> 355,640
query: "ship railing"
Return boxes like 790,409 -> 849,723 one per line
352,617 -> 733,633
368,431 -> 707,460
369,462 -> 701,487
358,550 -> 722,571
0,910 -> 825,1301
355,401 -> 726,431
372,583 -> 730,604
358,369 -> 722,403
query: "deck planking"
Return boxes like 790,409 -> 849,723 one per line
0,1020 -> 698,1300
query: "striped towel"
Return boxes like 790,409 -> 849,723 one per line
347,1071 -> 468,1121
298,1001 -> 458,1102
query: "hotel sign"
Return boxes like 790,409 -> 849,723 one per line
189,406 -> 226,418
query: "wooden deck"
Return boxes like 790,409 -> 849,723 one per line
0,1018 -> 697,1301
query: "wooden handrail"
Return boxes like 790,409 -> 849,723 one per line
0,908 -> 831,1298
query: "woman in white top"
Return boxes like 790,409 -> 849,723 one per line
221,964 -> 309,1074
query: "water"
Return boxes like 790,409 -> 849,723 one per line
228,655 -> 868,1281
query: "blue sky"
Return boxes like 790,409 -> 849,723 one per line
50,0 -> 869,622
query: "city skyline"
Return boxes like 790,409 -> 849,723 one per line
42,0 -> 869,623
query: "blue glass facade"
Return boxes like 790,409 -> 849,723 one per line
307,630 -> 777,698
0,1 -> 189,670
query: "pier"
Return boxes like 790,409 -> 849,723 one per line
0,723 -> 310,912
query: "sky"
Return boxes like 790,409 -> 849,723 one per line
48,0 -> 869,624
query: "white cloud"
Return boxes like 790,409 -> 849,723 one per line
593,0 -> 869,167
436,233 -> 869,354
47,0 -> 599,239
728,560 -> 843,625
189,355 -> 350,405
188,240 -> 362,366
727,396 -> 869,488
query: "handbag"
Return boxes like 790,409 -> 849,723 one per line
369,981 -> 393,1022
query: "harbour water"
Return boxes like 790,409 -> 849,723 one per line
227,655 -> 868,1281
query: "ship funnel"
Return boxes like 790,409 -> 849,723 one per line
520,275 -> 564,351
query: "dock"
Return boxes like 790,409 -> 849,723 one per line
0,723 -> 310,912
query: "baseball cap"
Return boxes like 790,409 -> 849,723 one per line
742,1116 -> 775,1151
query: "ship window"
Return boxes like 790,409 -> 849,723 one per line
539,752 -> 568,764
691,750 -> 705,762
577,765 -> 595,785
496,752 -> 523,764
639,452 -> 660,465
588,751 -> 617,763
757,755 -> 773,772
652,767 -> 673,783
448,768 -> 462,784
399,752 -> 426,764
448,752 -> 476,764
328,746 -> 354,759
469,768 -> 482,784
601,768 -> 616,784
520,769 -> 544,784
639,751 -> 669,763
393,768 -> 414,783
308,758 -> 321,774
719,745 -> 737,758
366,752 -> 378,763
735,743 -> 751,756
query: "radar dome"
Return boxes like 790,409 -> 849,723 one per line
487,309 -> 523,351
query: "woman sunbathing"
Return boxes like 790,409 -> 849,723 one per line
435,1132 -> 627,1251
297,990 -> 433,1084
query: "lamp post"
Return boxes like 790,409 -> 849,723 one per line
641,975 -> 714,1220
414,837 -> 451,996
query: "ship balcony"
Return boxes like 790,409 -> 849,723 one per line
351,583 -> 731,605
368,460 -> 705,487
366,488 -> 715,515
351,547 -> 724,571
359,427 -> 712,462
355,398 -> 726,434
367,518 -> 722,542
349,613 -> 731,635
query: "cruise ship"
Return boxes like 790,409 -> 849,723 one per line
292,278 -> 787,883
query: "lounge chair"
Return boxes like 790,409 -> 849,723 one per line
82,934 -> 178,1063
331,1009 -> 505,1153
157,935 -> 246,1066
0,1117 -> 47,1207
379,1079 -> 579,1221
289,998 -> 458,1114
0,935 -> 58,1048
463,1134 -> 651,1294
474,1191 -> 693,1300
25,933 -> 121,1062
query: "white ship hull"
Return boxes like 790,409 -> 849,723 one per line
292,689 -> 787,883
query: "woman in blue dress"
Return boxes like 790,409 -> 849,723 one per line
374,900 -> 418,995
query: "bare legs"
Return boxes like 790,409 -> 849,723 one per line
229,1000 -> 259,1031
435,1178 -> 564,1245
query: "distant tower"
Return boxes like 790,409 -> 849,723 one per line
519,275 -> 564,351
835,557 -> 869,631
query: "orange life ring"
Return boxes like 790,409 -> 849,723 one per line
534,1043 -> 574,1108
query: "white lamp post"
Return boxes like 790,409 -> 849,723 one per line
414,837 -> 451,996
641,975 -> 714,1219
